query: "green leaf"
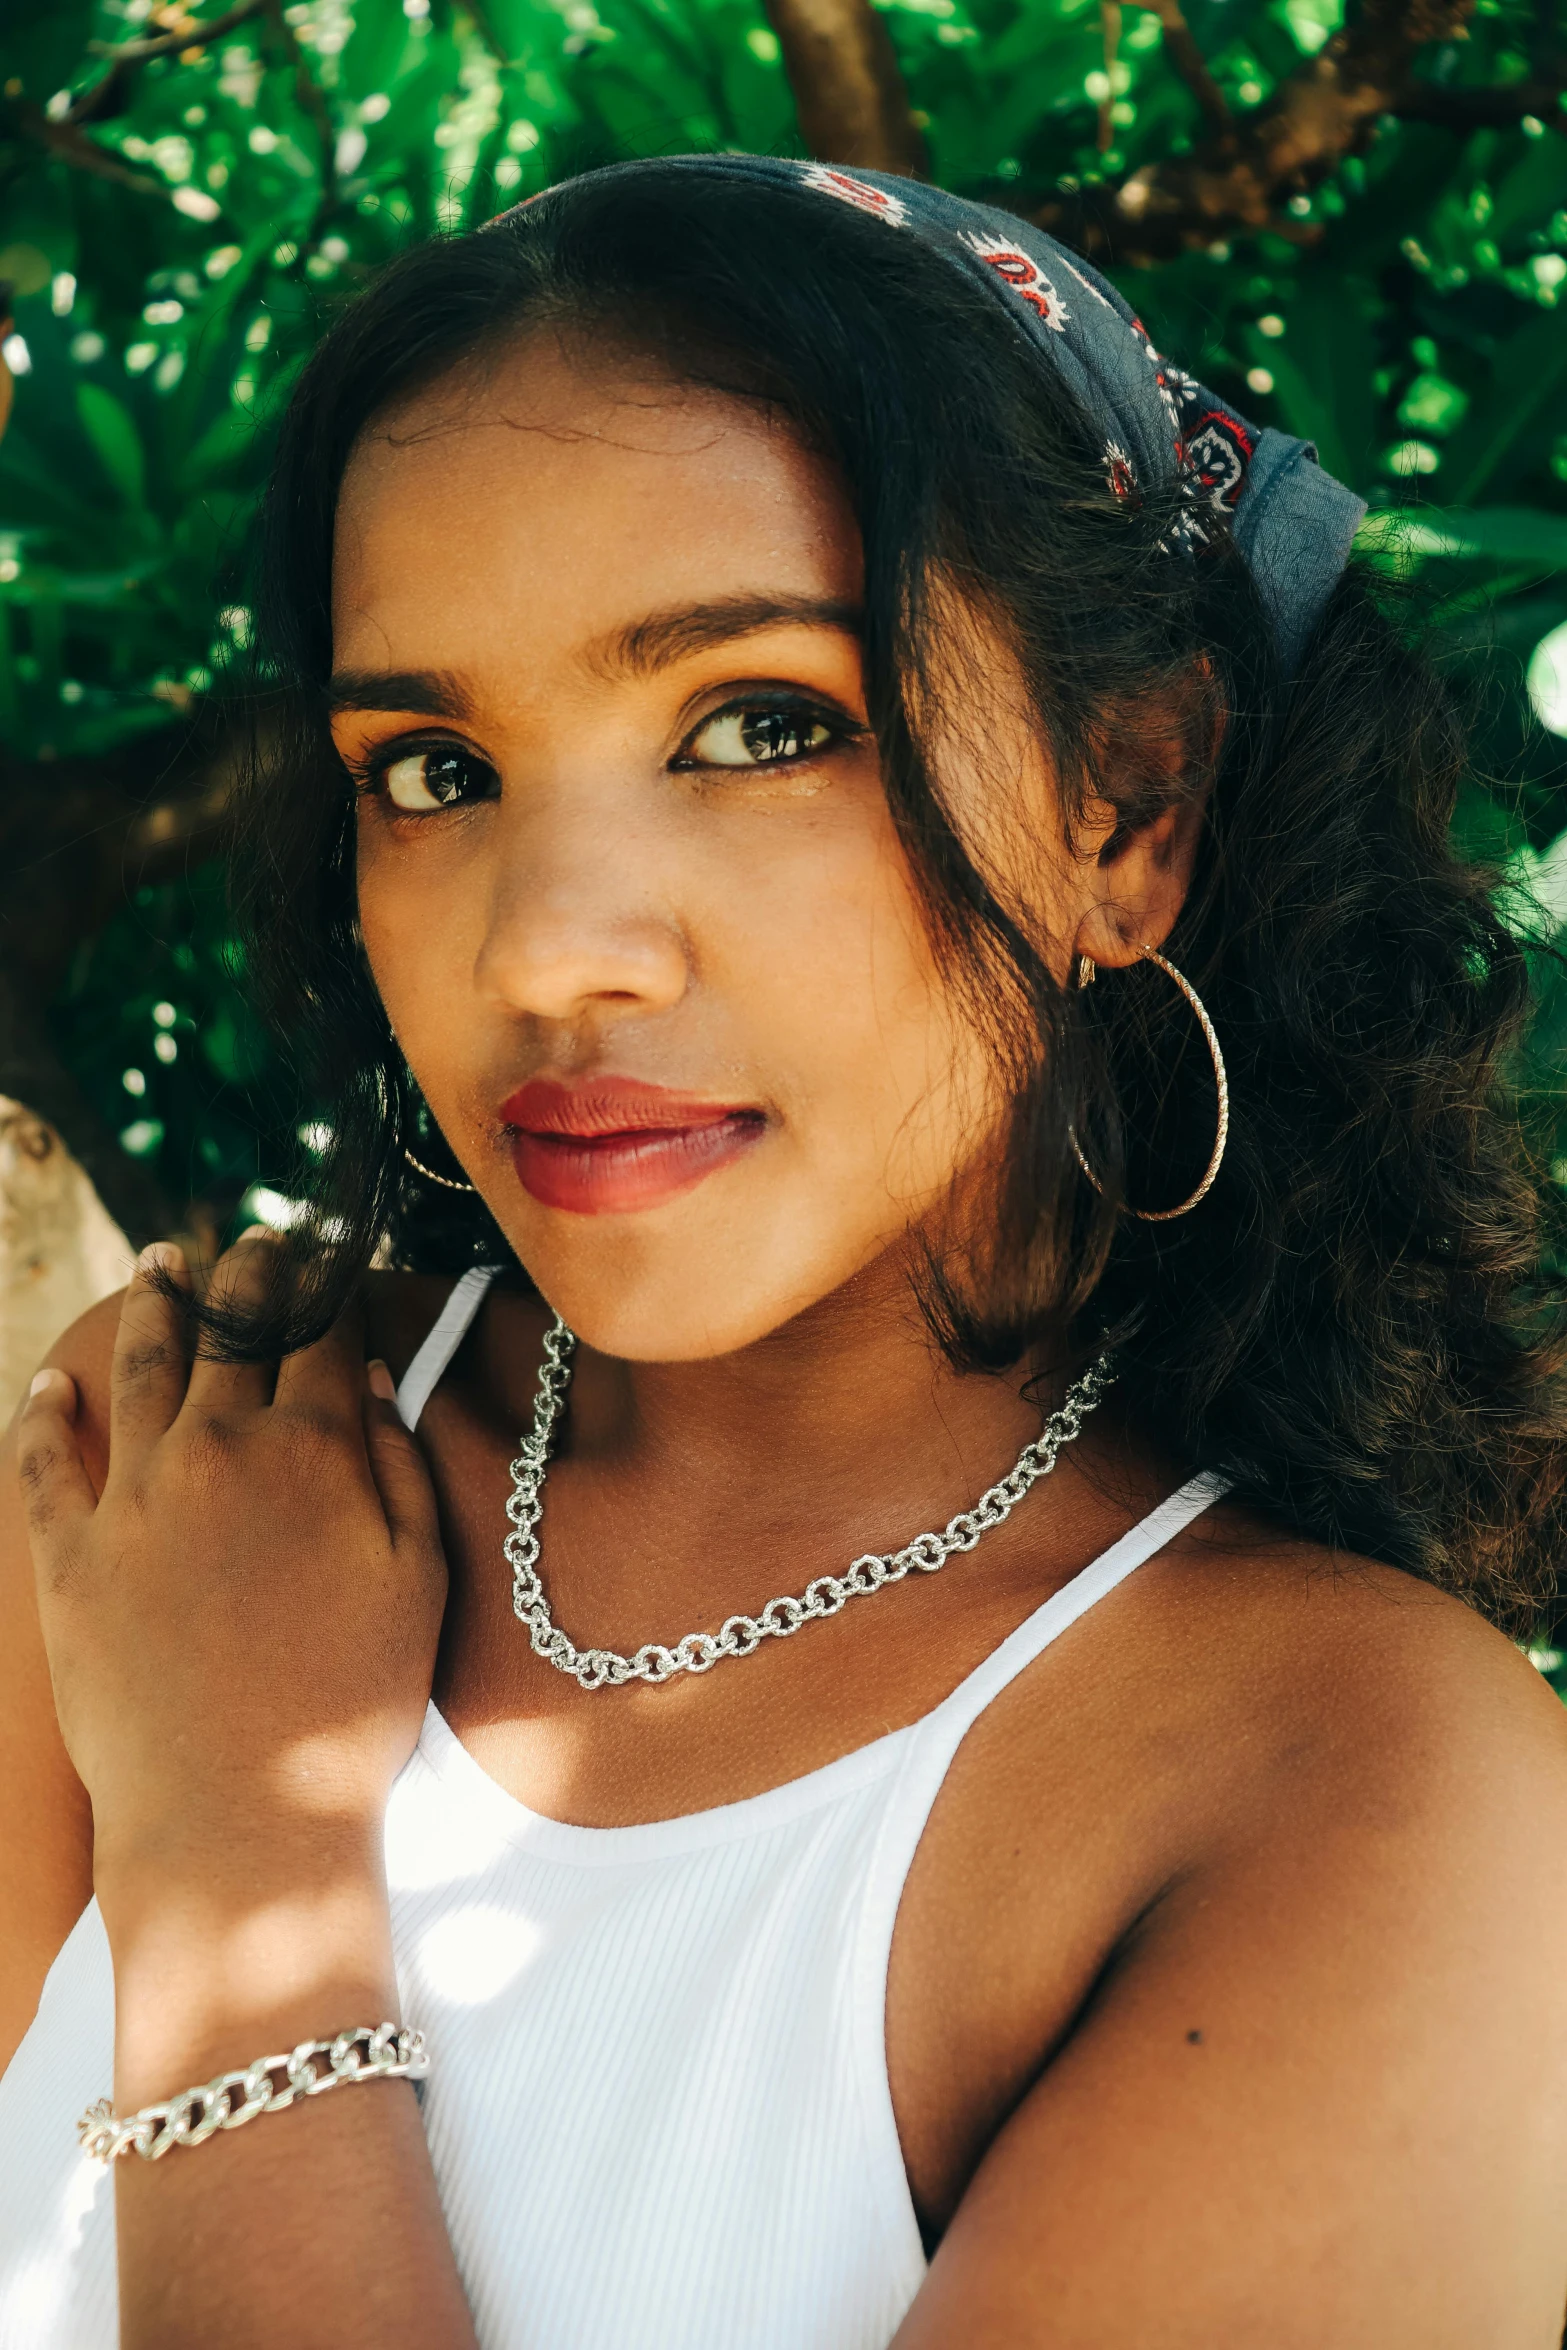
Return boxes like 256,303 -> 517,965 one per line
1357,505 -> 1567,568
179,402 -> 264,493
75,384 -> 148,511
1443,310 -> 1567,508
1397,372 -> 1469,438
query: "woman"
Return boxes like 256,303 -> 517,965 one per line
1,155 -> 1565,2349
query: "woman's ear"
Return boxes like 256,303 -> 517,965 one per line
1074,797 -> 1206,971
1071,673 -> 1220,973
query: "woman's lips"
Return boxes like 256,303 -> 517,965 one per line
500,1078 -> 766,1215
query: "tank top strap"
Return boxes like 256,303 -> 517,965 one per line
848,1468 -> 1230,2142
396,1264 -> 501,1431
915,1468 -> 1228,1773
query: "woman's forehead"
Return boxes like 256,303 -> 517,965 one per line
331,343 -> 863,675
339,334 -> 804,516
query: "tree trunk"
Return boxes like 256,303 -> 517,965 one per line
762,0 -> 930,176
0,1098 -> 133,1418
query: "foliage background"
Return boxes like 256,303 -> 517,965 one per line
1,0 -> 1565,1672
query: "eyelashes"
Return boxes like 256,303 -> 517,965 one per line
347,737 -> 499,814
347,691 -> 866,817
674,693 -> 863,773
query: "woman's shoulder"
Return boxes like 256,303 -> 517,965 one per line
984,1495 -> 1567,2007
1163,1498 -> 1566,1772
1043,1495 -> 1567,1848
993,1445 -> 1567,1821
903,1501 -> 1567,2311
935,1490 -> 1567,2042
892,1489 -> 1567,2248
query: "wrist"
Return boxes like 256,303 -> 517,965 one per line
93,1802 -> 387,1917
100,1857 -> 399,2114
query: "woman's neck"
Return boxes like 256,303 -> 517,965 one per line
427,1247 -> 1142,1828
527,1250 -> 1083,1609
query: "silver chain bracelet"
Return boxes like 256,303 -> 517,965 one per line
79,2022 -> 429,2164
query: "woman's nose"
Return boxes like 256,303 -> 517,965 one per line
472,782 -> 691,1026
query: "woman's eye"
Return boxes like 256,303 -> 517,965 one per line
683,704 -> 838,770
378,747 -> 495,812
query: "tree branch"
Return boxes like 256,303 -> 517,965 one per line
62,60 -> 141,129
17,0 -> 304,215
11,105 -> 165,196
762,0 -> 929,176
1099,0 -> 1122,153
1147,0 -> 1233,136
62,0 -> 268,135
1038,0 -> 1479,261
86,0 -> 267,72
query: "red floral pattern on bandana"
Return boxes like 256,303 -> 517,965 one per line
1120,320 -> 1254,541
799,165 -> 908,226
1183,412 -> 1253,511
1104,441 -> 1138,504
960,233 -> 1068,332
783,164 -> 1264,549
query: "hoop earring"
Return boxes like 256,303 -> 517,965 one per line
403,1146 -> 476,1194
1071,944 -> 1229,1222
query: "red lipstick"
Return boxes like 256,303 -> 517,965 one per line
501,1078 -> 766,1216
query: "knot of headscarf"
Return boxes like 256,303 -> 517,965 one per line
492,154 -> 1366,678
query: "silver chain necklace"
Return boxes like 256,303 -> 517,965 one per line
505,1315 -> 1117,1691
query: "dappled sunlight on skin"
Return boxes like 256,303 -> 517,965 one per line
104,1878 -> 403,2053
13,1232 -> 450,2147
271,1727 -> 435,1819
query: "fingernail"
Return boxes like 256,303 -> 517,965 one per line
29,1369 -> 56,1398
367,1359 -> 396,1402
137,1240 -> 182,1276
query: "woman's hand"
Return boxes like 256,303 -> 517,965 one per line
18,1235 -> 444,1888
16,1233 -> 448,2114
15,1236 -> 477,2350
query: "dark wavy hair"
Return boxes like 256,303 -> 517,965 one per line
213,160 -> 1566,1632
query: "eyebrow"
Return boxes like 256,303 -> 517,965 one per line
324,595 -> 862,718
325,668 -> 474,719
594,593 -> 862,678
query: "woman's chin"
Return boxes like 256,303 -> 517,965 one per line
527,1268 -> 835,1363
507,1206 -> 882,1364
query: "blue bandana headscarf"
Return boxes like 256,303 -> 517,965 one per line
493,154 -> 1366,678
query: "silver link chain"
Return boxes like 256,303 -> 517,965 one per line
506,1317 -> 1116,1691
79,2023 -> 429,2164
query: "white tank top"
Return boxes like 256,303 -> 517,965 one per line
0,1267 -> 1222,2349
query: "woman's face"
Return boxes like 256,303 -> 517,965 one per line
333,332 -> 1072,1361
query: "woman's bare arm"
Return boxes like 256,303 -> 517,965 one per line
17,1245 -> 476,2348
0,1269 -> 445,2078
0,1291 -> 119,2073
896,1600 -> 1567,2349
